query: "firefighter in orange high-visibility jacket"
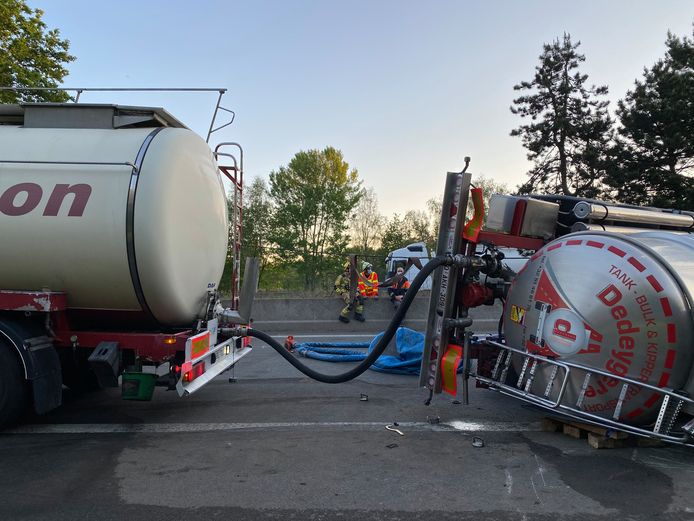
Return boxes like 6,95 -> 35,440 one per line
334,262 -> 365,323
387,267 -> 410,309
358,263 -> 379,299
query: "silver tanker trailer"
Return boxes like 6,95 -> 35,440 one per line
420,167 -> 694,446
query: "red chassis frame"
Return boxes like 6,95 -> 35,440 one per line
0,290 -> 192,361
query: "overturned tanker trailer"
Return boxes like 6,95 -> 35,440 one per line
0,91 -> 258,428
419,165 -> 694,446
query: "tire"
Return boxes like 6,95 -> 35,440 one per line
0,340 -> 28,429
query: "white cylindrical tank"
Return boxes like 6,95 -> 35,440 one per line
0,125 -> 228,327
504,231 -> 694,423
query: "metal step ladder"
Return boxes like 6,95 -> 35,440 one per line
214,143 -> 244,310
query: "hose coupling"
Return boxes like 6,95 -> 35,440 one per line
220,326 -> 249,337
442,254 -> 486,269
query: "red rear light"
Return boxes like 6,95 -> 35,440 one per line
183,363 -> 205,383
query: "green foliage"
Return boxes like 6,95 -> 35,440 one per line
0,1 -> 75,103
511,34 -> 613,197
257,261 -> 305,292
240,177 -> 273,268
378,214 -> 414,261
268,147 -> 361,291
606,29 -> 694,209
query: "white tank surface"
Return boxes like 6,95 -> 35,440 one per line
504,231 -> 694,423
0,104 -> 228,327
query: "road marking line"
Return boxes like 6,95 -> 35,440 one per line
4,420 -> 542,435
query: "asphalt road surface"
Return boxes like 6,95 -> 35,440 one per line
1,332 -> 694,521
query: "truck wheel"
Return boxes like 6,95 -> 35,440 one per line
0,340 -> 28,429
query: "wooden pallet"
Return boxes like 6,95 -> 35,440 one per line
542,417 -> 665,449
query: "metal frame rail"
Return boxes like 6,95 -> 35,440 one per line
476,339 -> 694,446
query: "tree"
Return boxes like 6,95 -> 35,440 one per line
0,1 -> 75,103
239,177 -> 273,271
349,187 -> 385,253
403,209 -> 434,248
378,214 -> 416,264
511,34 -> 613,197
269,147 -> 361,291
606,29 -> 694,209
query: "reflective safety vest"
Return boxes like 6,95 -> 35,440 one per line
358,271 -> 379,297
390,277 -> 410,293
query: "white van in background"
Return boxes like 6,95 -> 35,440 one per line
384,242 -> 432,290
385,242 -> 531,290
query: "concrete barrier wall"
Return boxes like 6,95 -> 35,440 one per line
241,292 -> 502,334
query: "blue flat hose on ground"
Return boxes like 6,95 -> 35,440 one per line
296,348 -> 367,362
246,256 -> 447,383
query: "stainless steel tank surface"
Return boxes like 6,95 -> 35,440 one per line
503,231 -> 694,423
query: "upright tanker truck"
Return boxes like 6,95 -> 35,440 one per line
0,91 -> 257,427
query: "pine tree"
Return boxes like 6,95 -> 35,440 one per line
511,34 -> 613,197
607,29 -> 694,210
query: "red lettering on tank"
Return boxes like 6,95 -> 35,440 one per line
597,283 -> 641,377
597,284 -> 622,306
579,327 -> 602,355
0,183 -> 43,215
42,184 -> 92,216
635,295 -> 657,327
552,319 -> 577,341
608,265 -> 637,290
0,183 -> 91,217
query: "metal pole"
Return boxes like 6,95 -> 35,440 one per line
206,90 -> 226,143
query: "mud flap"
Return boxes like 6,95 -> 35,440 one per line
29,343 -> 63,414
0,322 -> 62,415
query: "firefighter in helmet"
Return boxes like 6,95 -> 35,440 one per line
358,262 -> 379,299
334,261 -> 365,323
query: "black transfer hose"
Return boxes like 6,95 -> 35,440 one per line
245,256 -> 452,383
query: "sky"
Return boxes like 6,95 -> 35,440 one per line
35,0 -> 694,215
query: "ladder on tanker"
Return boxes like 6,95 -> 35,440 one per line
215,143 -> 244,310
473,339 -> 694,446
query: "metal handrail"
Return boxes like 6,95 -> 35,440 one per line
0,159 -> 135,171
0,87 -> 234,143
478,339 -> 694,446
